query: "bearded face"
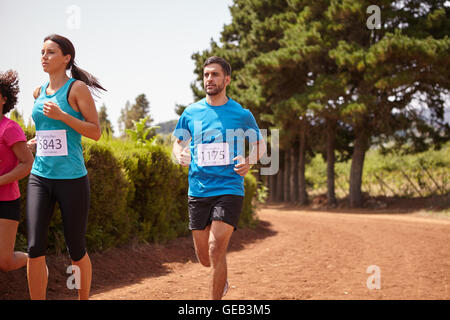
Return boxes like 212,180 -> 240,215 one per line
203,63 -> 230,96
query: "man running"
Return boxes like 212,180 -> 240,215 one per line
173,56 -> 266,300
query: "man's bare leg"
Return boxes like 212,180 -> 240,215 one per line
208,221 -> 233,300
192,225 -> 212,267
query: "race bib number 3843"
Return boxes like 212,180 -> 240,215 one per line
197,142 -> 229,166
36,130 -> 68,157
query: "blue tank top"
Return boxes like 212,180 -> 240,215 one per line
31,78 -> 88,179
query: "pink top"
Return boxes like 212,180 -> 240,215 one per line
0,116 -> 27,201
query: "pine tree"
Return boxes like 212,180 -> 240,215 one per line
191,0 -> 450,208
118,94 -> 154,136
98,103 -> 114,135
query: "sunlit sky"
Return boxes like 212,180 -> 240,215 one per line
0,0 -> 233,133
2,1 -> 449,134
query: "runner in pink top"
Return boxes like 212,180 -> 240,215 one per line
0,70 -> 34,272
0,116 -> 27,200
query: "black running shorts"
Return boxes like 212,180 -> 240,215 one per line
188,194 -> 244,231
0,198 -> 21,222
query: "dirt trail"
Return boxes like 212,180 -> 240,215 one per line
1,204 -> 449,300
90,205 -> 450,300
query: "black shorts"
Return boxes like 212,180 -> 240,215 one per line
0,198 -> 21,222
188,194 -> 244,231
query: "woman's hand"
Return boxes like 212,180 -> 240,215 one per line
43,101 -> 66,121
27,137 -> 37,153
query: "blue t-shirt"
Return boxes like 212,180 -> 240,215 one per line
173,97 -> 263,197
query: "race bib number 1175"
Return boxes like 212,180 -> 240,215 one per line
197,142 -> 229,166
36,130 -> 68,157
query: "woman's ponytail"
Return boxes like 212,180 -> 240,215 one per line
44,34 -> 106,97
71,62 -> 106,97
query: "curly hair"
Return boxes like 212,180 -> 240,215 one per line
0,70 -> 20,114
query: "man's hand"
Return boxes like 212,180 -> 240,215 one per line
233,139 -> 267,177
173,139 -> 191,167
178,146 -> 191,167
233,155 -> 251,177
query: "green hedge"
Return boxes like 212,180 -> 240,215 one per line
240,173 -> 259,228
15,131 -> 259,254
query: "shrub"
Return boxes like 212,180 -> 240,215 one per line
83,140 -> 132,251
239,173 -> 259,228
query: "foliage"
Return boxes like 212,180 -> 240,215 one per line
98,103 -> 114,135
307,142 -> 450,199
125,116 -> 159,147
189,0 -> 450,207
118,94 -> 155,136
240,173 -> 259,228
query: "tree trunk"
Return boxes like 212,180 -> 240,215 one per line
269,172 -> 277,202
290,142 -> 298,203
326,118 -> 337,207
284,149 -> 290,203
349,130 -> 369,208
276,151 -> 284,202
298,121 -> 308,205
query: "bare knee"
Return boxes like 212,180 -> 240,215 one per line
208,240 -> 226,266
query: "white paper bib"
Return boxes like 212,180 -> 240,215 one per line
36,130 -> 68,157
197,142 -> 229,166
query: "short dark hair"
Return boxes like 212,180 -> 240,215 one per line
0,70 -> 19,114
203,56 -> 232,76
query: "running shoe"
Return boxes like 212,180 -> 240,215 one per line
222,280 -> 229,297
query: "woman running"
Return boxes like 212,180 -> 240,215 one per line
0,70 -> 34,273
26,34 -> 105,300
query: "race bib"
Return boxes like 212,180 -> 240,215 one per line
197,142 -> 229,166
36,130 -> 68,157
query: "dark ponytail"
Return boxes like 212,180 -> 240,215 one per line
70,62 -> 106,97
44,34 -> 106,97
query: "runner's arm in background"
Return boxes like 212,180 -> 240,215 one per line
0,141 -> 34,186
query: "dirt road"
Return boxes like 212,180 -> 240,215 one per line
1,204 -> 449,300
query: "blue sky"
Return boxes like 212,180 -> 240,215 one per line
0,0 -> 233,133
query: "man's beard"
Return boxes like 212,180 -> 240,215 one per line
205,80 -> 225,96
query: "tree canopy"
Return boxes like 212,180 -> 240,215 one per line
188,0 -> 450,207
118,93 -> 155,137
